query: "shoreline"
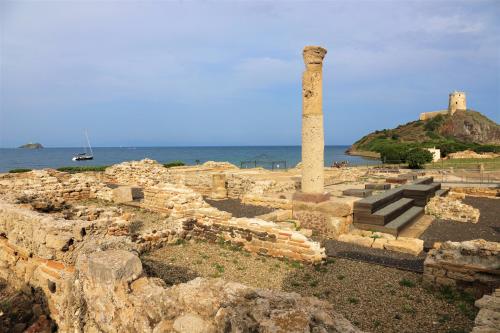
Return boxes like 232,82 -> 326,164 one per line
344,147 -> 381,159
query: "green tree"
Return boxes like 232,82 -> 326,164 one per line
380,145 -> 408,164
406,148 -> 433,169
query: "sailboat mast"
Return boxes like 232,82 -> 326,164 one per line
85,130 -> 93,156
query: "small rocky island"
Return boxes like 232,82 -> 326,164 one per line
19,142 -> 43,149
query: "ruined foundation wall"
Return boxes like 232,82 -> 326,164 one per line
0,170 -> 112,203
423,240 -> 500,296
141,186 -> 325,262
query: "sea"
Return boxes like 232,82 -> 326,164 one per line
0,146 -> 379,172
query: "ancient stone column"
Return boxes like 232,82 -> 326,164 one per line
300,46 -> 327,197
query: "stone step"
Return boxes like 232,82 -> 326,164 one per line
398,173 -> 418,180
435,188 -> 450,197
365,183 -> 391,190
354,206 -> 424,236
386,177 -> 407,184
372,198 -> 415,225
353,187 -> 405,214
384,206 -> 424,235
355,197 -> 414,225
413,177 -> 434,185
342,189 -> 373,198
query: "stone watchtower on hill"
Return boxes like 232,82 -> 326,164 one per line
419,91 -> 467,121
448,91 -> 466,115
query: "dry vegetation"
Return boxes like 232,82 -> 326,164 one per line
143,241 -> 476,333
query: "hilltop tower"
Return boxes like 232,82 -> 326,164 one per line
448,91 -> 466,115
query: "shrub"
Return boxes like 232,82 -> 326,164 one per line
406,148 -> 433,169
424,114 -> 446,132
437,142 -> 471,157
57,166 -> 108,173
163,161 -> 185,168
379,145 -> 408,164
8,168 -> 32,173
473,145 -> 500,153
399,278 -> 416,288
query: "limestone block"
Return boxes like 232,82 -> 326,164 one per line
83,250 -> 142,284
112,186 -> 133,203
435,276 -> 457,287
45,233 -> 73,251
372,238 -> 388,249
384,237 -> 423,256
293,197 -> 357,217
338,234 -> 374,248
173,313 -> 216,333
211,174 -> 227,199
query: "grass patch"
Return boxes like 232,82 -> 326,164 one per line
212,263 -> 225,274
402,304 -> 416,314
57,165 -> 108,173
399,279 -> 416,288
309,280 -> 319,287
8,168 -> 32,173
163,161 -> 185,168
348,297 -> 359,304
174,239 -> 186,246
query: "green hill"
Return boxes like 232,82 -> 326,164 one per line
347,110 -> 500,160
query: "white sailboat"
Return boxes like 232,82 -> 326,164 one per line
72,130 -> 94,161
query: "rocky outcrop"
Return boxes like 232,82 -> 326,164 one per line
424,240 -> 500,296
439,110 -> 500,145
76,250 -> 363,333
425,195 -> 480,223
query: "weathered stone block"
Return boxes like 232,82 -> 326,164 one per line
384,237 -> 423,256
112,186 -> 142,203
372,238 -> 388,249
84,250 -> 142,284
338,234 -> 374,248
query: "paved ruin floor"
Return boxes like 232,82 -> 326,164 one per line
143,241 -> 476,333
421,197 -> 500,248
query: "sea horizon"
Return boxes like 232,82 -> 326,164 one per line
0,145 -> 377,172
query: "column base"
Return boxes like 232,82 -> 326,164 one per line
292,191 -> 330,203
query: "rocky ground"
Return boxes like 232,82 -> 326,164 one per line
143,241 -> 476,333
422,196 -> 500,248
0,278 -> 54,333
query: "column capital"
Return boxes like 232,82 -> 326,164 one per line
303,46 -> 327,66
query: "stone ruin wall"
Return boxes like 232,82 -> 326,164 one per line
419,109 -> 449,121
0,160 -> 326,261
103,159 -> 297,202
0,202 -> 360,332
0,169 -> 112,204
141,185 -> 325,262
423,239 -> 500,297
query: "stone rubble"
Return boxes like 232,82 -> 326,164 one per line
424,239 -> 500,295
338,230 -> 424,256
472,288 -> 500,333
425,195 -> 480,223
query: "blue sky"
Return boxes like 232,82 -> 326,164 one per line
1,0 -> 499,147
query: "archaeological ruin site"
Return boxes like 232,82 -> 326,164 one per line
0,47 -> 498,333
